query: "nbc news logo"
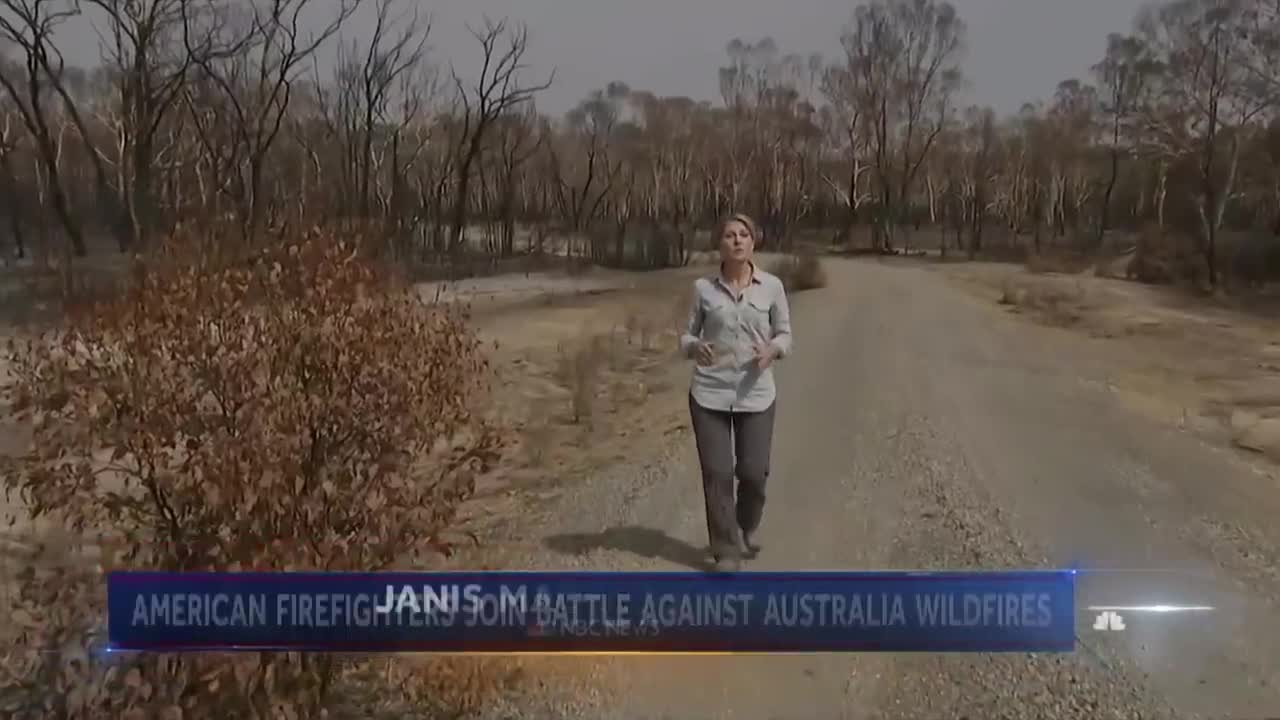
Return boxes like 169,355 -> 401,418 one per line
1093,610 -> 1126,632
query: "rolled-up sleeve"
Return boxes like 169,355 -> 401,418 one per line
679,282 -> 705,358
769,281 -> 792,358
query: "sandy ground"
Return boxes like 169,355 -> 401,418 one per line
939,261 -> 1280,462
443,256 -> 1280,719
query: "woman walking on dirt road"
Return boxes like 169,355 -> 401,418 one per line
680,213 -> 793,573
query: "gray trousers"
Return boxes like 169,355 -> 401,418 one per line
688,394 -> 777,560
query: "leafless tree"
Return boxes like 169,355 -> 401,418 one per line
181,0 -> 358,245
0,0 -> 91,255
1092,33 -> 1157,247
342,0 -> 427,218
821,64 -> 872,243
493,101 -> 542,256
0,110 -> 27,258
1141,0 -> 1280,285
0,0 -> 1275,294
841,0 -> 966,250
446,17 -> 553,256
548,82 -> 625,251
85,0 -> 206,248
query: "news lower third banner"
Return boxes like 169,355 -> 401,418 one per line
107,571 -> 1076,653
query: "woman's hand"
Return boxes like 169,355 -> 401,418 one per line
694,342 -> 717,367
752,341 -> 778,369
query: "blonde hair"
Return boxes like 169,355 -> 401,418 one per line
713,213 -> 759,249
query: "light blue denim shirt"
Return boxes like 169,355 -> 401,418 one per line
679,264 -> 792,413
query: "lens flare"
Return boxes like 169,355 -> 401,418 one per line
1086,605 -> 1214,613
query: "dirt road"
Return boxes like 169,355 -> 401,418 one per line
4,254 -> 1272,716
477,255 -> 1280,719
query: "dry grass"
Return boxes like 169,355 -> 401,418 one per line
382,657 -> 525,717
467,272 -> 695,485
553,308 -> 678,427
555,336 -> 609,424
521,422 -> 557,467
962,261 -> 1280,466
622,304 -> 665,352
327,655 -> 538,719
999,276 -> 1088,326
1025,251 -> 1096,275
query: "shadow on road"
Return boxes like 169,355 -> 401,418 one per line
543,525 -> 711,571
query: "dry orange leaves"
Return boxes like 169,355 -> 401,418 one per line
1,227 -> 505,718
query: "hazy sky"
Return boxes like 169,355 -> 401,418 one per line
53,0 -> 1150,118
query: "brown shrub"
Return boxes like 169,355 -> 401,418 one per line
998,277 -> 1027,306
1126,223 -> 1206,287
769,252 -> 828,292
1223,231 -> 1280,289
1029,284 -> 1086,326
0,227 -> 503,717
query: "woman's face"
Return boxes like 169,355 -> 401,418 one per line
719,220 -> 754,263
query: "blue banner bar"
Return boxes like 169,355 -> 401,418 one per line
107,571 -> 1075,653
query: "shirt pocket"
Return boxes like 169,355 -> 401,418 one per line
703,294 -> 737,330
745,296 -> 773,334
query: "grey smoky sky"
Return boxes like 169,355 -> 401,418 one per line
51,0 -> 1149,118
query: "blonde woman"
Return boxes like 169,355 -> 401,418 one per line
679,213 -> 792,572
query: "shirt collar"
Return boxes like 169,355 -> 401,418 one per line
714,260 -> 761,288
